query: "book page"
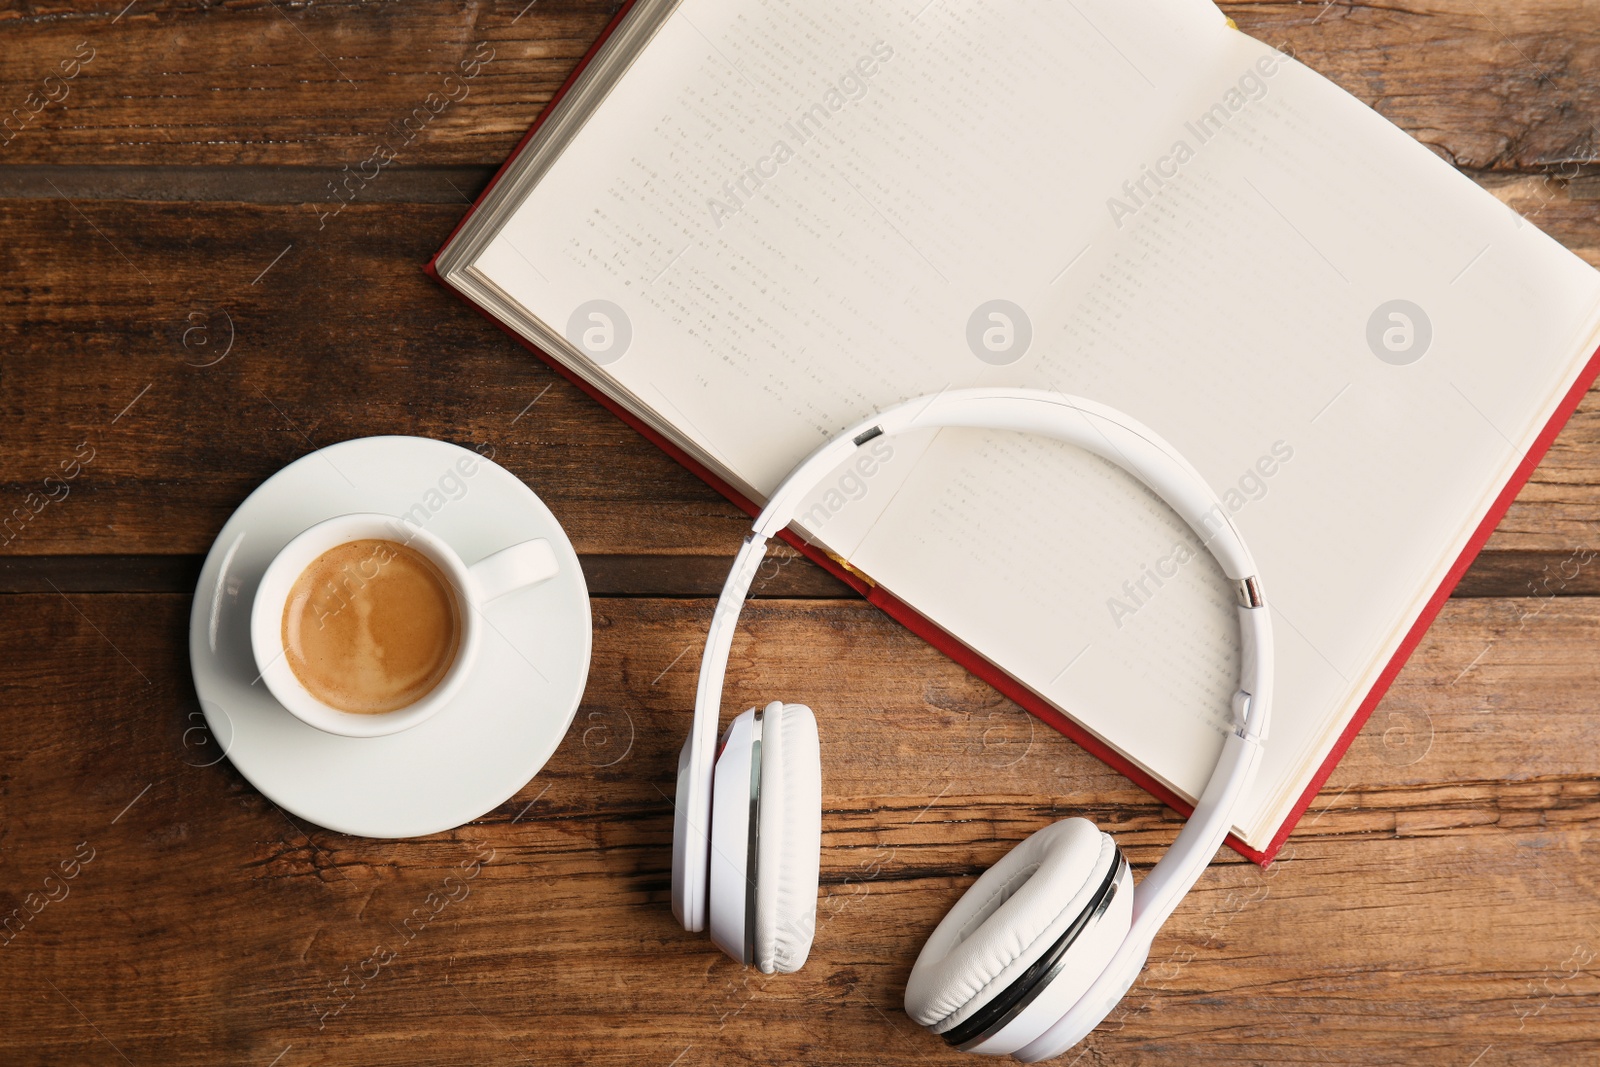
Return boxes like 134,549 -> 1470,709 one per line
846,31 -> 1600,842
467,0 -> 1600,847
473,0 -> 1235,488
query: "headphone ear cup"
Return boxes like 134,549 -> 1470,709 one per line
751,701 -> 821,973
904,819 -> 1133,1054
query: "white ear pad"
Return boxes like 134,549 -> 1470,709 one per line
752,701 -> 822,974
705,702 -> 822,973
904,818 -> 1133,1053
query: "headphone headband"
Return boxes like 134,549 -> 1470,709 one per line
672,389 -> 1272,1056
758,390 -> 1258,578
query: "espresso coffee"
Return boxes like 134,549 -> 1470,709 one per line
281,538 -> 461,714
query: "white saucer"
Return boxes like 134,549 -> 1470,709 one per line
187,436 -> 591,838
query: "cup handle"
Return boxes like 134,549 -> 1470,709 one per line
468,538 -> 559,604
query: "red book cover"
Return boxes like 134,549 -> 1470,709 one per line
426,2 -> 1600,864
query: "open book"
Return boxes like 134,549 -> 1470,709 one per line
430,0 -> 1600,859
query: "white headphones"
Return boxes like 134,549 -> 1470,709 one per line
671,388 -> 1273,1060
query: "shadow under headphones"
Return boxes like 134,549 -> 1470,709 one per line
671,388 -> 1273,1061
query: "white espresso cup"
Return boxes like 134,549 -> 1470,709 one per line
250,512 -> 559,738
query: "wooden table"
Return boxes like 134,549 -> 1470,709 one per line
2,3 -> 1598,1064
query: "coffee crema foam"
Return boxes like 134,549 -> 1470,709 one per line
282,538 -> 461,714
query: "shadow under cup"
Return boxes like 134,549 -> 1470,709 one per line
251,514 -> 484,738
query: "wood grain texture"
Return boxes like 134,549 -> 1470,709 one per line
4,1 -> 1600,1065
1,592 -> 1597,1066
1229,0 -> 1600,172
0,194 -> 745,560
0,0 -> 621,167
0,1 -> 1596,172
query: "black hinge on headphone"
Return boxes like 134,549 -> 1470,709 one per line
852,425 -> 884,446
